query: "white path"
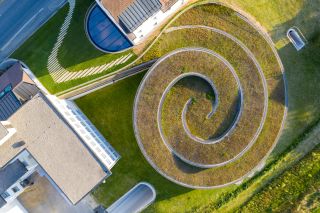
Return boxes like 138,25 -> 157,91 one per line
47,0 -> 133,83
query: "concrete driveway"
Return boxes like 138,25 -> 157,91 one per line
0,0 -> 67,61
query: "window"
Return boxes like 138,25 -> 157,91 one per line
4,84 -> 12,92
12,186 -> 20,193
1,191 -> 10,199
0,84 -> 12,99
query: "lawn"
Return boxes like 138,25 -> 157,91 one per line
12,0 -> 136,94
240,144 -> 320,212
222,0 -> 320,158
75,73 -> 236,212
133,3 -> 285,187
74,0 -> 320,212
8,0 -> 317,211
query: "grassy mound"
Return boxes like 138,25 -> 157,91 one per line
138,48 -> 265,167
134,3 -> 285,186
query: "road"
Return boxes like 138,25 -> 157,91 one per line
61,59 -> 158,100
0,0 -> 67,61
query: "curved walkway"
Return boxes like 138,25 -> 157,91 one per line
133,23 -> 278,186
46,0 -> 133,83
144,32 -> 268,170
156,51 -> 243,150
57,1 -> 287,189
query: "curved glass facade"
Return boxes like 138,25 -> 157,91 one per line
86,4 -> 133,53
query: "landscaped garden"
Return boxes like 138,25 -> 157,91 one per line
74,0 -> 320,212
9,0 -> 318,211
76,73 -> 236,212
12,0 -> 136,94
133,3 -> 285,189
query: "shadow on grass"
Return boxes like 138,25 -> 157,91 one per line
74,73 -> 193,207
173,154 -> 206,173
233,1 -> 320,210
270,0 -> 320,46
208,95 -> 241,140
269,75 -> 286,105
271,30 -> 320,157
176,75 -> 242,140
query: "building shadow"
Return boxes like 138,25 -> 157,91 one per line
261,0 -> 320,161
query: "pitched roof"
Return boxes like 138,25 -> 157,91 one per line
101,0 -> 136,22
0,93 -> 108,204
160,0 -> 179,12
0,62 -> 24,92
0,160 -> 27,194
0,91 -> 21,121
119,0 -> 162,32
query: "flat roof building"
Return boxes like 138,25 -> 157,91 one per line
0,64 -> 120,208
86,0 -> 186,52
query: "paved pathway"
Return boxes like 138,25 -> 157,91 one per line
47,0 -> 134,83
138,33 -> 268,171
60,59 -> 157,100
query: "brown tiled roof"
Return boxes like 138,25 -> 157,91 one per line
101,0 -> 136,22
101,0 -> 178,21
160,0 -> 179,11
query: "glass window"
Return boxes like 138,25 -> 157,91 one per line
1,191 -> 10,199
4,84 -> 12,92
12,186 -> 20,193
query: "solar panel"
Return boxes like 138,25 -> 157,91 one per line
119,0 -> 162,33
0,91 -> 21,121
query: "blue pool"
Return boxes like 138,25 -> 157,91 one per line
86,4 -> 133,53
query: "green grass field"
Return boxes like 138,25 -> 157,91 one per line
12,0 -> 136,94
74,0 -> 320,212
222,0 -> 320,157
132,3 -> 285,189
8,0 -> 320,211
240,144 -> 320,212
75,73 -> 236,212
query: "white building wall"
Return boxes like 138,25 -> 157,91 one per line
132,0 -> 186,44
0,199 -> 28,213
0,122 -> 16,147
